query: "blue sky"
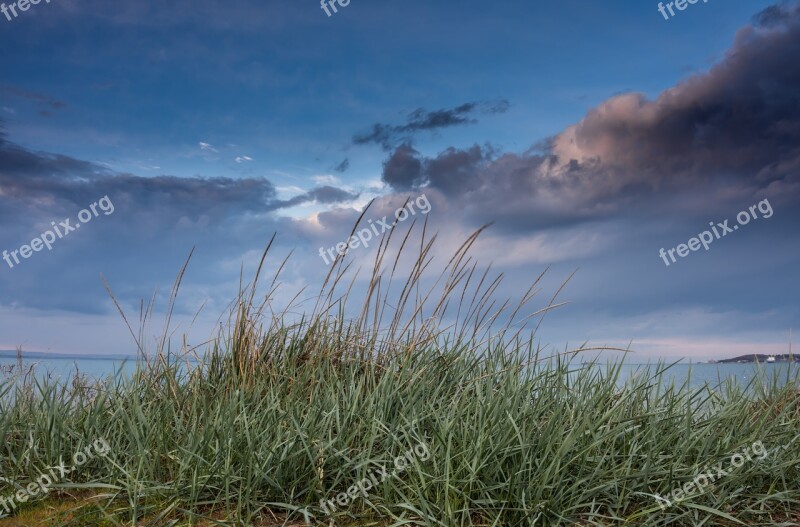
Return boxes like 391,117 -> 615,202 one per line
0,0 -> 798,360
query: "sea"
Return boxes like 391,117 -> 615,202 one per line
0,354 -> 143,381
1,354 -> 799,392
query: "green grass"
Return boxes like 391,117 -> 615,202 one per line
0,226 -> 798,526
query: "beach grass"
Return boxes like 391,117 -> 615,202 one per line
1,225 -> 798,526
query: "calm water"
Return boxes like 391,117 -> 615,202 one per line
612,362 -> 800,391
2,357 -> 799,391
0,356 -> 142,381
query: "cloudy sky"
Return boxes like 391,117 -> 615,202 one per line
1,0 -> 798,361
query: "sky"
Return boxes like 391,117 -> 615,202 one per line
0,0 -> 798,361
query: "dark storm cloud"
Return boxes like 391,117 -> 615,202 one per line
333,158 -> 350,173
381,3 -> 800,228
354,99 -> 510,150
383,143 -> 491,194
280,186 -> 359,208
548,1 -> 800,191
304,185 -> 358,203
0,132 -> 356,220
382,143 -> 424,191
0,140 -> 275,222
753,2 -> 795,26
0,132 -> 106,192
425,145 -> 490,195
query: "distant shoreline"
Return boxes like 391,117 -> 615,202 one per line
0,350 -> 140,362
715,354 -> 800,364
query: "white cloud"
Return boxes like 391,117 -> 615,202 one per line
199,141 -> 218,152
312,174 -> 339,185
474,229 -> 608,267
235,156 -> 253,163
276,185 -> 306,196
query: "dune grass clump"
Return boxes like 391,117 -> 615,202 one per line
0,223 -> 798,526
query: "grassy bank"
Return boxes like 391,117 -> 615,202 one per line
1,231 -> 798,526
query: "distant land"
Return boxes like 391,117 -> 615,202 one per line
0,350 -> 139,361
715,354 -> 800,364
